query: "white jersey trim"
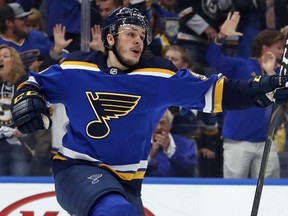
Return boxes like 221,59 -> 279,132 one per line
59,146 -> 148,172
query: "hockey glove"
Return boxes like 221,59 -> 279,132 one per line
250,75 -> 288,107
11,88 -> 52,134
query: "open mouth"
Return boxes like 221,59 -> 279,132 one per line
0,64 -> 4,69
131,48 -> 141,55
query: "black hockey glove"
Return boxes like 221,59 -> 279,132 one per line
11,87 -> 52,134
250,75 -> 288,107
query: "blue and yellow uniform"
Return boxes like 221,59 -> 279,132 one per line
27,51 -> 224,176
19,50 -> 254,215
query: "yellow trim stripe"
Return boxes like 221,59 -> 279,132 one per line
53,154 -> 66,160
214,77 -> 225,113
17,82 -> 29,90
60,61 -> 100,70
99,164 -> 145,180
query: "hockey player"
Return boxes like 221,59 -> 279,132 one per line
10,7 -> 288,216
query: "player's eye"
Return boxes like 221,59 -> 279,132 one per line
127,32 -> 134,37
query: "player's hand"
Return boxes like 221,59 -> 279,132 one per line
11,90 -> 52,134
250,75 -> 288,107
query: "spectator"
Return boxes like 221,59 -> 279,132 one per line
27,8 -> 45,34
145,109 -> 198,177
151,0 -> 179,45
174,0 -> 233,67
195,112 -> 223,177
0,2 -> 74,175
0,2 -> 66,71
41,0 -> 119,52
98,0 -> 123,21
234,1 -> 267,58
145,5 -> 171,56
163,45 -> 198,137
164,45 -> 191,69
0,44 -> 31,176
42,0 -> 81,52
164,45 -> 223,177
206,11 -> 284,178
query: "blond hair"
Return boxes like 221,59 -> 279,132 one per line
27,8 -> 44,31
0,45 -> 26,84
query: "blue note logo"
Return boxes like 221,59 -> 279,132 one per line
85,92 -> 141,139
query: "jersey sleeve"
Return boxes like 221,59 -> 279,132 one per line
153,69 -> 255,113
25,65 -> 68,103
152,69 -> 225,113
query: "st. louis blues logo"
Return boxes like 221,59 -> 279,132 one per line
86,92 -> 141,139
87,174 -> 103,184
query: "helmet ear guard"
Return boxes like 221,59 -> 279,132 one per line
101,7 -> 152,49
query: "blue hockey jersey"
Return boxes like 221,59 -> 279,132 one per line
24,52 -> 226,183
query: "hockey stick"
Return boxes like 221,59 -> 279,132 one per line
250,38 -> 288,216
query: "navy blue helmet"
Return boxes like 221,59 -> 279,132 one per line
101,7 -> 152,48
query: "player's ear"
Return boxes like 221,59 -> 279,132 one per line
107,34 -> 115,47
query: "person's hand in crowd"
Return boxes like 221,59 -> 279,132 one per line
89,25 -> 105,52
29,59 -> 44,72
0,126 -> 16,138
260,51 -> 276,76
199,147 -> 215,159
218,11 -> 243,38
53,24 -> 73,54
205,26 -> 218,40
153,131 -> 170,152
149,141 -> 161,160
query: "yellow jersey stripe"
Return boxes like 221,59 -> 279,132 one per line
99,164 -> 146,180
214,77 -> 224,113
60,61 -> 100,71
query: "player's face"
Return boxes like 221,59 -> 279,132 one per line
114,25 -> 145,66
12,16 -> 30,39
0,48 -> 13,81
